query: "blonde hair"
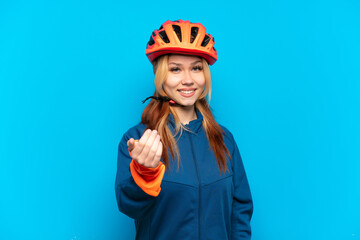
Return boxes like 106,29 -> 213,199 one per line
142,54 -> 230,173
153,54 -> 212,132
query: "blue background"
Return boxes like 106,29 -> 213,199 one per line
1,0 -> 359,239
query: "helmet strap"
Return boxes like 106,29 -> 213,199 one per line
142,96 -> 185,107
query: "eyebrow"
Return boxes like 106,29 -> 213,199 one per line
169,60 -> 202,66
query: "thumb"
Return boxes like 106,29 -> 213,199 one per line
127,138 -> 135,151
127,138 -> 139,152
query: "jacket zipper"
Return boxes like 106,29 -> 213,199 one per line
189,134 -> 201,240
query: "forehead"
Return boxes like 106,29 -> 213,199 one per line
168,54 -> 202,64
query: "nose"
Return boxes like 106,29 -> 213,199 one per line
181,70 -> 194,85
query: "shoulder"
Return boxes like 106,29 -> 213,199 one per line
219,124 -> 235,142
218,124 -> 238,154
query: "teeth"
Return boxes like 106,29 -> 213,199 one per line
180,90 -> 194,94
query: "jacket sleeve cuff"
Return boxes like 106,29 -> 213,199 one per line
129,159 -> 165,197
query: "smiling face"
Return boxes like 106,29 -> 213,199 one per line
163,54 -> 206,109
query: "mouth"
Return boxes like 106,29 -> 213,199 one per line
177,88 -> 197,97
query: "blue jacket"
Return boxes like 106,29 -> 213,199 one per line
115,110 -> 253,239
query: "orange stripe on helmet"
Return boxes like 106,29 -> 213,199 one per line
145,20 -> 218,65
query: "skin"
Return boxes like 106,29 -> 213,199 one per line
164,54 -> 206,124
128,54 -> 205,168
127,129 -> 162,168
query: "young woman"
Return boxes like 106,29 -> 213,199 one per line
115,20 -> 253,240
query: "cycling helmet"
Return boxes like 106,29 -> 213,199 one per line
145,20 -> 217,65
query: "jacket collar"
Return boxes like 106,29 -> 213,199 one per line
168,108 -> 203,133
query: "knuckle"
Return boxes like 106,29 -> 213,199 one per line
143,144 -> 151,151
137,153 -> 145,161
150,148 -> 157,155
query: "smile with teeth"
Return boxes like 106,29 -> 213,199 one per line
178,89 -> 197,98
179,90 -> 195,94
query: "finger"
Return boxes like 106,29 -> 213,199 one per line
139,129 -> 152,144
132,129 -> 152,157
145,134 -> 161,166
152,140 -> 163,168
139,130 -> 158,160
137,129 -> 152,150
127,138 -> 135,151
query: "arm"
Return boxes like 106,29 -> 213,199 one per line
114,132 -> 164,220
231,135 -> 254,239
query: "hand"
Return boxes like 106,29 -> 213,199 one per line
127,129 -> 163,168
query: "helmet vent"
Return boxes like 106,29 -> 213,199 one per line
148,36 -> 155,46
172,25 -> 182,42
159,31 -> 170,43
201,35 -> 211,47
190,27 -> 199,43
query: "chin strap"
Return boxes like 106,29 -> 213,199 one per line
142,96 -> 185,107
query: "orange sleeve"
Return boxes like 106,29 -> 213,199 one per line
129,151 -> 165,197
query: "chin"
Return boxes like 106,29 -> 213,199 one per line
178,100 -> 197,107
177,96 -> 194,102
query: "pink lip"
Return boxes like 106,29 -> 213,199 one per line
178,88 -> 196,91
178,89 -> 196,98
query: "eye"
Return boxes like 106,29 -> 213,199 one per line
193,65 -> 203,71
170,67 -> 181,73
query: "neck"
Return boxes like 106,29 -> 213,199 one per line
173,105 -> 197,125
